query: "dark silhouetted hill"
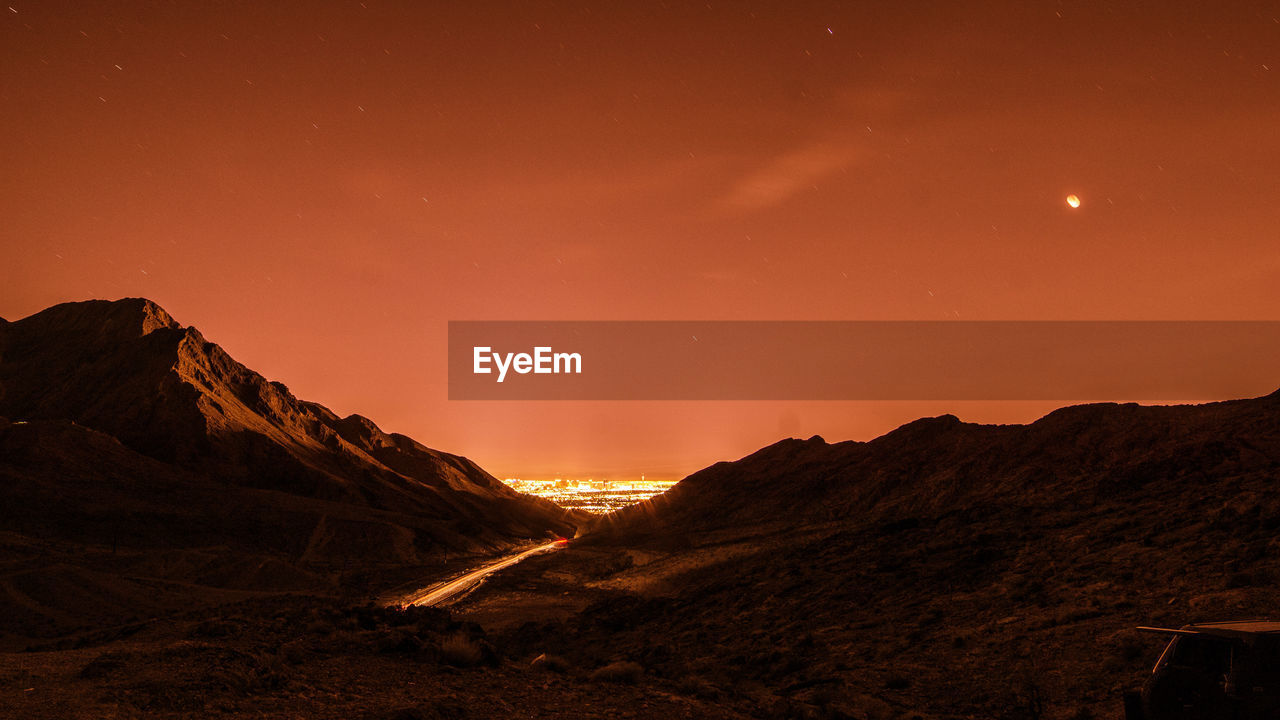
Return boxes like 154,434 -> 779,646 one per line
0,298 -> 579,643
538,392 -> 1280,717
596,392 -> 1280,538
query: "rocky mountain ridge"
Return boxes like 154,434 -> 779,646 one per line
0,298 -> 579,642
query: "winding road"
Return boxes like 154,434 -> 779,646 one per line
395,539 -> 568,608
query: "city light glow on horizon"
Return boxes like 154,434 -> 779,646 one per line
503,476 -> 678,514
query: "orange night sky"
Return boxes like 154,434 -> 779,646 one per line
3,2 -> 1278,481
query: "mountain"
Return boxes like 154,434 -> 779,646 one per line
533,392 -> 1280,717
595,391 -> 1280,538
0,298 -> 579,642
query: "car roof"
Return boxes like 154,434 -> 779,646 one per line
1188,621 -> 1280,637
1139,621 -> 1280,640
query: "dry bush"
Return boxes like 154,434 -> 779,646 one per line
530,652 -> 571,673
278,638 -> 310,665
999,676 -> 1046,720
656,533 -> 694,552
585,551 -> 635,579
675,673 -> 719,699
383,701 -> 470,720
78,652 -> 127,679
211,650 -> 293,694
590,660 -> 644,684
439,633 -> 483,667
321,628 -> 365,653
1116,635 -> 1146,662
376,628 -> 424,655
190,618 -> 239,638
883,673 -> 911,690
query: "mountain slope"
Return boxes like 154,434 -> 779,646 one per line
596,391 -> 1280,537
0,298 -> 575,539
0,298 -> 579,642
550,392 -> 1280,717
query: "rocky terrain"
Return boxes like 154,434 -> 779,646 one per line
0,593 -> 743,720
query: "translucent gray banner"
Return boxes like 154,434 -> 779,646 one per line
448,321 -> 1280,400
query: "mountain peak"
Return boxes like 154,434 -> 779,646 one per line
334,413 -> 395,451
877,413 -> 963,443
17,297 -> 180,342
120,297 -> 180,334
0,297 -> 581,557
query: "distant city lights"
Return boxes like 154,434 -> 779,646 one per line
502,476 -> 678,513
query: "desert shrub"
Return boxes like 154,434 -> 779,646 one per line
387,604 -> 450,630
883,673 -> 911,690
278,638 -> 310,664
191,618 -> 239,638
1117,636 -> 1146,662
78,652 -> 127,679
212,650 -> 293,694
320,628 -> 365,653
591,660 -> 644,684
354,605 -> 381,631
1100,656 -> 1126,676
1009,576 -> 1047,603
999,677 -> 1045,720
674,673 -> 719,699
439,633 -> 483,667
530,653 -> 571,673
1227,568 -> 1272,589
383,701 -> 471,720
656,533 -> 694,552
808,683 -> 839,709
584,551 -> 635,579
377,628 -> 424,655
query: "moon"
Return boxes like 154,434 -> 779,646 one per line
1066,194 -> 1081,209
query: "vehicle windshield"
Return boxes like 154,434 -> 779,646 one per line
1168,636 -> 1231,677
1235,636 -> 1280,688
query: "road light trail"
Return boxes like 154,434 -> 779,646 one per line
396,539 -> 568,608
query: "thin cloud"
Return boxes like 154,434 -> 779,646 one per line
717,142 -> 860,213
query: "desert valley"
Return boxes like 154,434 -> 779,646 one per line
2,299 -> 1278,719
